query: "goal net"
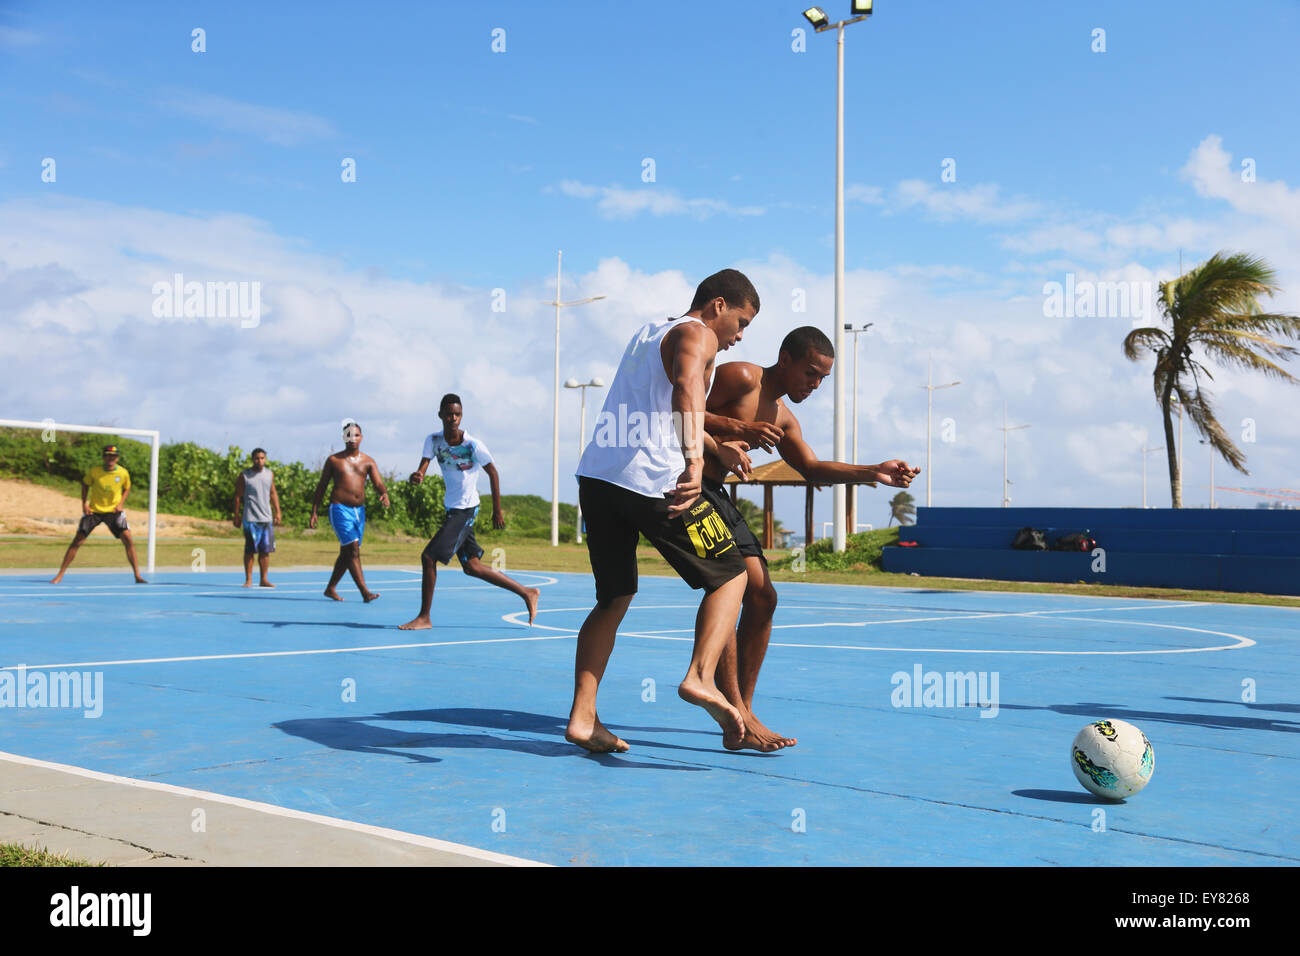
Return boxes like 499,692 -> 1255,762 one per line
0,418 -> 161,573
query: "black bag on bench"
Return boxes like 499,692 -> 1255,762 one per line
1012,527 -> 1047,550
1051,531 -> 1097,552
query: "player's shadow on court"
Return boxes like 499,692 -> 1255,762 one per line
246,620 -> 394,630
997,701 -> 1300,734
379,707 -> 760,758
1165,695 -> 1300,714
1012,789 -> 1125,806
273,711 -> 707,770
242,619 -> 509,631
195,593 -> 345,604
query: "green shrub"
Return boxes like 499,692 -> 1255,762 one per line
769,526 -> 900,572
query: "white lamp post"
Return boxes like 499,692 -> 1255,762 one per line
845,321 -> 873,527
547,250 -> 605,547
802,1 -> 875,553
1141,442 -> 1165,509
1199,438 -> 1215,509
999,402 -> 1030,507
919,357 -> 960,507
565,376 -> 605,543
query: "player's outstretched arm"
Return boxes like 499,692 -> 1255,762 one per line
309,459 -> 333,528
368,458 -> 390,508
778,413 -> 889,486
232,472 -> 245,527
703,430 -> 752,480
409,457 -> 432,484
269,473 -> 282,525
870,459 -> 922,488
484,462 -> 506,529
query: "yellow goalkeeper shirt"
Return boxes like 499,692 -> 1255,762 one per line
84,465 -> 130,513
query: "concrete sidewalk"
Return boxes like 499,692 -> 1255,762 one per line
0,752 -> 543,867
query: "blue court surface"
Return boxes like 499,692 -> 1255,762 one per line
1,568 -> 1296,866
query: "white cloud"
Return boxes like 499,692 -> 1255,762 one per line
893,180 -> 1040,224
1181,134 -> 1300,227
845,184 -> 885,205
555,181 -> 764,220
156,92 -> 338,146
0,26 -> 40,47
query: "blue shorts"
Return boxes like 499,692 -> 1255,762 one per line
243,521 -> 275,555
329,503 -> 366,546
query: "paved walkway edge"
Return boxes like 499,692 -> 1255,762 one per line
0,750 -> 546,867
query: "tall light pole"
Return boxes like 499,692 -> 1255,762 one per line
802,2 -> 874,553
547,250 -> 605,547
999,402 -> 1030,507
845,321 -> 873,529
1200,438 -> 1215,509
919,357 -> 960,507
565,376 -> 605,544
1141,442 -> 1165,508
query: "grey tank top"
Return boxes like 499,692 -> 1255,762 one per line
242,467 -> 273,522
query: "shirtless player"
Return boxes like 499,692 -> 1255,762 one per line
309,420 -> 390,602
703,325 -> 920,751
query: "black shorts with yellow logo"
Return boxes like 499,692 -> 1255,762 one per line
701,478 -> 765,563
579,476 -> 746,606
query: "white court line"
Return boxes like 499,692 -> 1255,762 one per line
616,602 -> 1210,635
502,602 -> 1254,655
0,572 -> 559,600
0,600 -> 1253,671
0,633 -> 575,672
500,602 -> 1207,634
0,749 -> 546,867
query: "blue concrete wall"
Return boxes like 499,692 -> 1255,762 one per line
882,507 -> 1300,595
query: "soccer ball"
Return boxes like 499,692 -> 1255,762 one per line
1070,718 -> 1154,799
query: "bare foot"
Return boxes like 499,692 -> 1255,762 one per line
724,711 -> 797,752
362,591 -> 380,603
565,715 -> 630,753
678,678 -> 745,743
398,616 -> 431,630
324,586 -> 343,601
259,580 -> 275,588
523,587 -> 540,625
49,575 -> 63,584
134,576 -> 147,584
242,580 -> 253,588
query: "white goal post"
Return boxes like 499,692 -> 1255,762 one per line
0,418 -> 161,573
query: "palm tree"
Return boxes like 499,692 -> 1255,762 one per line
1123,252 -> 1300,507
733,495 -> 784,539
887,490 -> 916,527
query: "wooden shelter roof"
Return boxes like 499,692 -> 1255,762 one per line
722,459 -> 807,486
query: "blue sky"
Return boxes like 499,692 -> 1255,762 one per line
3,0 -> 1300,528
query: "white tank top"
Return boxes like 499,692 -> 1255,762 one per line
577,316 -> 704,498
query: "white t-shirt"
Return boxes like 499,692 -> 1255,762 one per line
423,430 -> 494,510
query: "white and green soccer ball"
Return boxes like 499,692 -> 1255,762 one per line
1070,718 -> 1155,799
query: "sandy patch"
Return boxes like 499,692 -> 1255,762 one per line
0,478 -> 225,537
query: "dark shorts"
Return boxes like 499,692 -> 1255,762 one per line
243,522 -> 276,555
77,511 -> 128,539
702,478 -> 765,563
422,507 -> 484,568
579,476 -> 746,606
